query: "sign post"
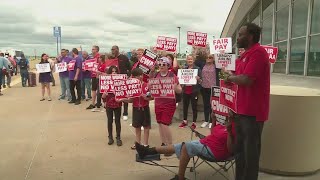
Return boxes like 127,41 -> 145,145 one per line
53,26 -> 61,56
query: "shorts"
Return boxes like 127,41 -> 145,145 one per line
132,106 -> 151,128
92,77 -> 98,91
174,140 -> 215,160
155,107 -> 176,126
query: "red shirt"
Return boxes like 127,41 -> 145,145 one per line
200,124 -> 235,160
104,93 -> 122,108
133,83 -> 149,108
235,43 -> 270,121
132,62 -> 149,83
98,63 -> 107,73
91,53 -> 101,78
184,86 -> 193,94
154,72 -> 178,108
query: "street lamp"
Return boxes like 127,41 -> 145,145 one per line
177,26 -> 181,57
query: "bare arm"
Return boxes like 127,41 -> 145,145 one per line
227,74 -> 253,86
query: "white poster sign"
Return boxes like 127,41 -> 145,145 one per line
210,37 -> 232,54
177,69 -> 198,85
214,54 -> 236,71
54,62 -> 67,73
36,63 -> 51,73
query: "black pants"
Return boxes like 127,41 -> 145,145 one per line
182,92 -> 198,122
51,72 -> 55,86
106,107 -> 122,138
97,92 -> 102,107
70,80 -> 81,101
123,102 -> 128,116
234,115 -> 264,180
201,88 -> 212,123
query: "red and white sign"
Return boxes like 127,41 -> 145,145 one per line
177,69 -> 198,85
100,74 -> 127,93
83,59 -> 97,71
262,45 -> 278,64
68,60 -> 76,71
113,78 -> 142,100
214,54 -> 236,71
210,37 -> 232,54
137,49 -> 158,75
105,59 -> 119,69
36,63 -> 51,73
156,36 -> 177,52
148,77 -> 175,98
211,86 -> 228,126
219,80 -> 238,113
55,62 -> 67,73
187,31 -> 207,47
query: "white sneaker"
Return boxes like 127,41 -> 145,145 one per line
129,123 -> 132,126
91,108 -> 101,112
200,122 -> 209,128
123,115 -> 128,121
141,126 -> 144,131
208,123 -> 213,129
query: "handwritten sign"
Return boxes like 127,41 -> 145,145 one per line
68,60 -> 76,71
99,74 -> 127,93
36,63 -> 51,73
187,31 -> 207,47
262,45 -> 278,64
211,86 -> 228,126
137,49 -> 158,75
210,37 -> 232,54
113,78 -> 142,100
55,62 -> 67,73
83,59 -> 96,71
148,77 -> 175,98
219,80 -> 238,113
177,69 -> 198,85
214,54 -> 236,71
156,36 -> 177,52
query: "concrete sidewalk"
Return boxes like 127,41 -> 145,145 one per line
0,74 -> 318,180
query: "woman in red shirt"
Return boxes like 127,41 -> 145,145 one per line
92,55 -> 107,112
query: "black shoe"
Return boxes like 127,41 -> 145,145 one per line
3,85 -> 6,88
161,143 -> 166,146
170,175 -> 187,180
68,100 -> 76,104
135,142 -> 157,159
95,103 -> 102,108
86,104 -> 95,109
116,137 -> 122,146
74,101 -> 81,105
108,136 -> 114,145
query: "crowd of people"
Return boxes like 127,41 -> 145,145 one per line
1,22 -> 270,180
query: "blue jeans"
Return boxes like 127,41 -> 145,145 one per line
2,71 -> 11,86
0,70 -> 3,90
81,78 -> 92,99
59,76 -> 71,99
20,69 -> 29,87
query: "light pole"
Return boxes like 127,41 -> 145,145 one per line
177,26 -> 181,57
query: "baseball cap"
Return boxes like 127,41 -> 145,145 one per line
158,57 -> 171,66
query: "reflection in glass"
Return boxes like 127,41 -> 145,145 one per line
276,6 -> 289,41
289,38 -> 306,75
273,41 -> 288,73
311,0 -> 320,34
277,0 -> 290,10
263,0 -> 273,19
292,0 -> 308,38
250,3 -> 260,22
307,35 -> 320,76
262,16 -> 273,45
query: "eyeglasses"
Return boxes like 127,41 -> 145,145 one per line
158,63 -> 167,67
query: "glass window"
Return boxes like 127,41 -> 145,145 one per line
307,35 -> 320,76
277,0 -> 290,10
292,0 -> 309,38
276,6 -> 289,42
262,15 -> 273,45
289,38 -> 306,75
311,0 -> 320,34
273,41 -> 288,73
250,2 -> 260,22
263,0 -> 274,19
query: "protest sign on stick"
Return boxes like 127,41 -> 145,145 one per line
55,62 -> 67,73
210,37 -> 232,54
83,59 -> 97,71
214,54 -> 236,71
67,60 -> 76,71
187,31 -> 207,47
136,49 -> 158,75
156,36 -> 177,52
100,74 -> 127,93
219,80 -> 238,113
261,45 -> 279,64
113,78 -> 142,100
148,77 -> 175,98
211,86 -> 229,126
177,69 -> 198,85
36,63 -> 51,73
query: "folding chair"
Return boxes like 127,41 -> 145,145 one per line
189,127 -> 236,180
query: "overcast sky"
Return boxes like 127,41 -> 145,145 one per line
0,0 -> 234,56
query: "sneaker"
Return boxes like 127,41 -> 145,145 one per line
170,175 -> 187,180
3,85 -> 6,88
40,98 -> 45,101
135,142 -> 157,159
108,136 -> 114,145
91,108 -> 101,112
48,97 -> 52,101
123,115 -> 128,121
58,97 -> 65,100
8,85 -> 11,88
191,122 -> 197,130
68,100 -> 75,104
200,122 -> 209,128
86,104 -> 95,110
208,123 -> 212,129
116,137 -> 122,146
74,101 -> 81,105
179,120 -> 188,128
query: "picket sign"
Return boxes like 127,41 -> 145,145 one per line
210,37 -> 232,54
211,86 -> 228,126
36,63 -> 51,73
55,62 -> 67,73
261,45 -> 279,64
136,49 -> 158,75
187,31 -> 207,47
156,36 -> 177,52
214,54 -> 236,71
113,78 -> 142,100
148,77 -> 175,98
219,80 -> 238,113
99,74 -> 127,93
177,69 -> 198,85
83,59 -> 96,71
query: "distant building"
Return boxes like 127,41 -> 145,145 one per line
221,0 -> 320,77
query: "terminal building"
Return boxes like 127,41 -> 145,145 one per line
221,0 -> 320,77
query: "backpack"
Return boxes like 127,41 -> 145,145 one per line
154,71 -> 182,103
19,58 -> 27,69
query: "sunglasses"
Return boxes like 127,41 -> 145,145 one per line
158,63 -> 167,67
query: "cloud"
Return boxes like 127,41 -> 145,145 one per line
0,0 -> 234,56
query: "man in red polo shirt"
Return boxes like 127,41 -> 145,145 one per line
223,23 -> 270,180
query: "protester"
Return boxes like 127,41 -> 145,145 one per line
1,56 -> 12,88
92,55 -> 107,112
124,68 -> 153,149
68,48 -> 82,105
86,45 -> 101,110
58,49 -> 72,101
166,53 -> 179,75
238,48 -> 245,57
136,115 -> 235,180
81,51 -> 92,101
102,65 -> 123,146
0,53 -> 9,95
18,53 -> 30,87
111,45 -> 131,121
200,54 -> 218,129
48,57 -> 56,86
153,57 -> 182,146
178,55 -> 202,129
223,23 -> 270,180
13,55 -> 18,75
39,53 -> 53,101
